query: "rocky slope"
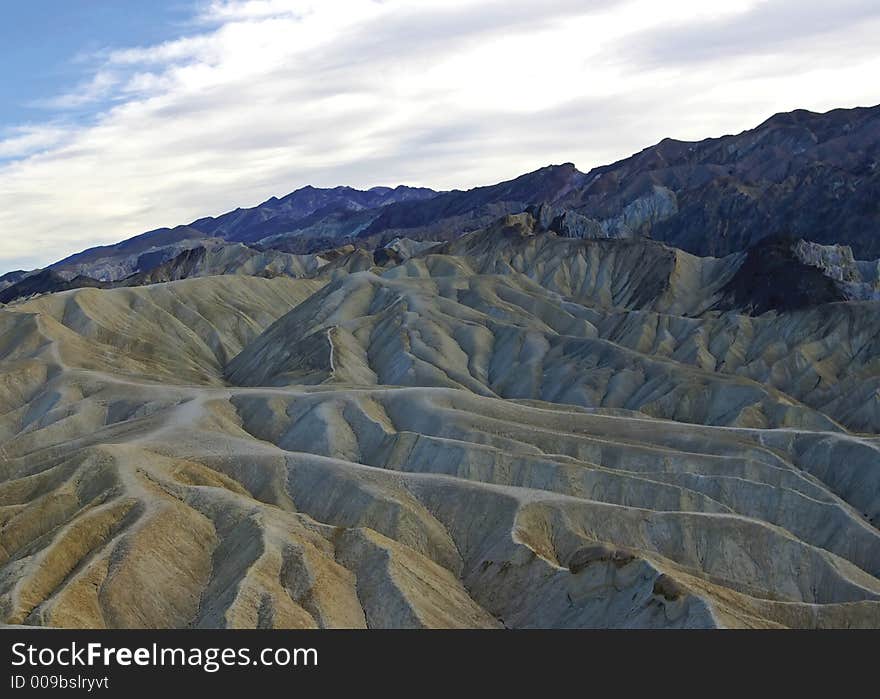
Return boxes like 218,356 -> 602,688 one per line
0,270 -> 107,305
1,219 -> 879,629
0,241 -> 380,305
191,184 -> 440,245
559,105 -> 880,257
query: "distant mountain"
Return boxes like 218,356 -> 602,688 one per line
203,164 -> 586,254
348,105 -> 880,257
24,103 -> 880,283
42,167 -> 585,279
0,269 -> 106,304
0,269 -> 31,292
51,225 -> 216,279
190,184 -> 439,244
559,104 -> 880,257
48,186 -> 439,281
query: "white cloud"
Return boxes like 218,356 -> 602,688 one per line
39,71 -> 122,109
0,0 -> 878,271
0,125 -> 70,160
197,0 -> 320,23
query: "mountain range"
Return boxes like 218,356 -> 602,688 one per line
2,103 -> 877,305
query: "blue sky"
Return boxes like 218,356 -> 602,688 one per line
0,2 -> 193,129
1,0 -> 879,273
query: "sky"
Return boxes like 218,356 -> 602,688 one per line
1,0 -> 879,273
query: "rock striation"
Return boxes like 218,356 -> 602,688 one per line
1,221 -> 879,629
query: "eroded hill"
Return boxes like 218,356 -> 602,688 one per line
1,223 -> 879,629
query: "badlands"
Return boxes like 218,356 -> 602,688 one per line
1,217 -> 879,629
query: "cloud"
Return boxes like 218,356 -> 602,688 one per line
197,0 -> 308,22
0,125 -> 70,160
39,71 -> 122,110
629,0 -> 880,67
0,0 -> 878,272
